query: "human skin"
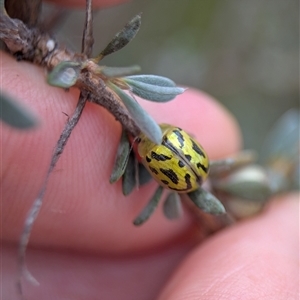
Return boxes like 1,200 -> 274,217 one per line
1,1 -> 299,299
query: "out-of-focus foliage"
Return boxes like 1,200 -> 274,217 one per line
210,109 -> 299,219
261,109 -> 300,192
0,91 -> 38,129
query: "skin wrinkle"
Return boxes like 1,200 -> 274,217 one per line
201,263 -> 247,296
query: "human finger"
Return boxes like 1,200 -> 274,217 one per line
157,193 -> 299,300
1,52 -> 241,254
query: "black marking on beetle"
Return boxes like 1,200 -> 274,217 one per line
185,173 -> 192,190
162,138 -> 180,157
149,166 -> 159,174
173,129 -> 185,149
151,151 -> 171,161
146,156 -> 151,163
178,160 -> 185,168
161,179 -> 169,185
160,168 -> 179,184
191,139 -> 206,157
185,154 -> 192,161
168,186 -> 189,192
196,162 -> 209,173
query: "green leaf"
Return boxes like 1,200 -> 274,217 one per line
110,130 -> 131,183
133,186 -> 164,226
47,61 -> 82,88
99,14 -> 142,59
124,75 -> 185,102
125,75 -> 177,87
163,192 -> 182,220
188,188 -> 226,215
138,163 -> 153,186
260,109 -> 300,164
122,152 -> 136,196
214,165 -> 272,201
209,150 -> 257,176
108,82 -> 162,145
0,91 -> 38,129
101,65 -> 141,78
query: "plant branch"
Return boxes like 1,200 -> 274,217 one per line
0,12 -> 141,136
82,0 -> 94,57
5,0 -> 41,27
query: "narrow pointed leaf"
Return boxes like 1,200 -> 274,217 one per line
99,14 -> 141,58
124,75 -> 185,102
163,192 -> 183,220
0,92 -> 38,129
138,163 -> 153,186
47,61 -> 82,88
122,152 -> 136,196
209,150 -> 257,176
101,65 -> 141,78
108,83 -> 162,144
125,75 -> 177,87
188,188 -> 226,215
133,186 -> 164,226
110,130 -> 130,183
127,81 -> 185,102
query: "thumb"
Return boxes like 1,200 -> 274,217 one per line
157,193 -> 299,300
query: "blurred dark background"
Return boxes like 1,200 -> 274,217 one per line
54,0 -> 299,151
